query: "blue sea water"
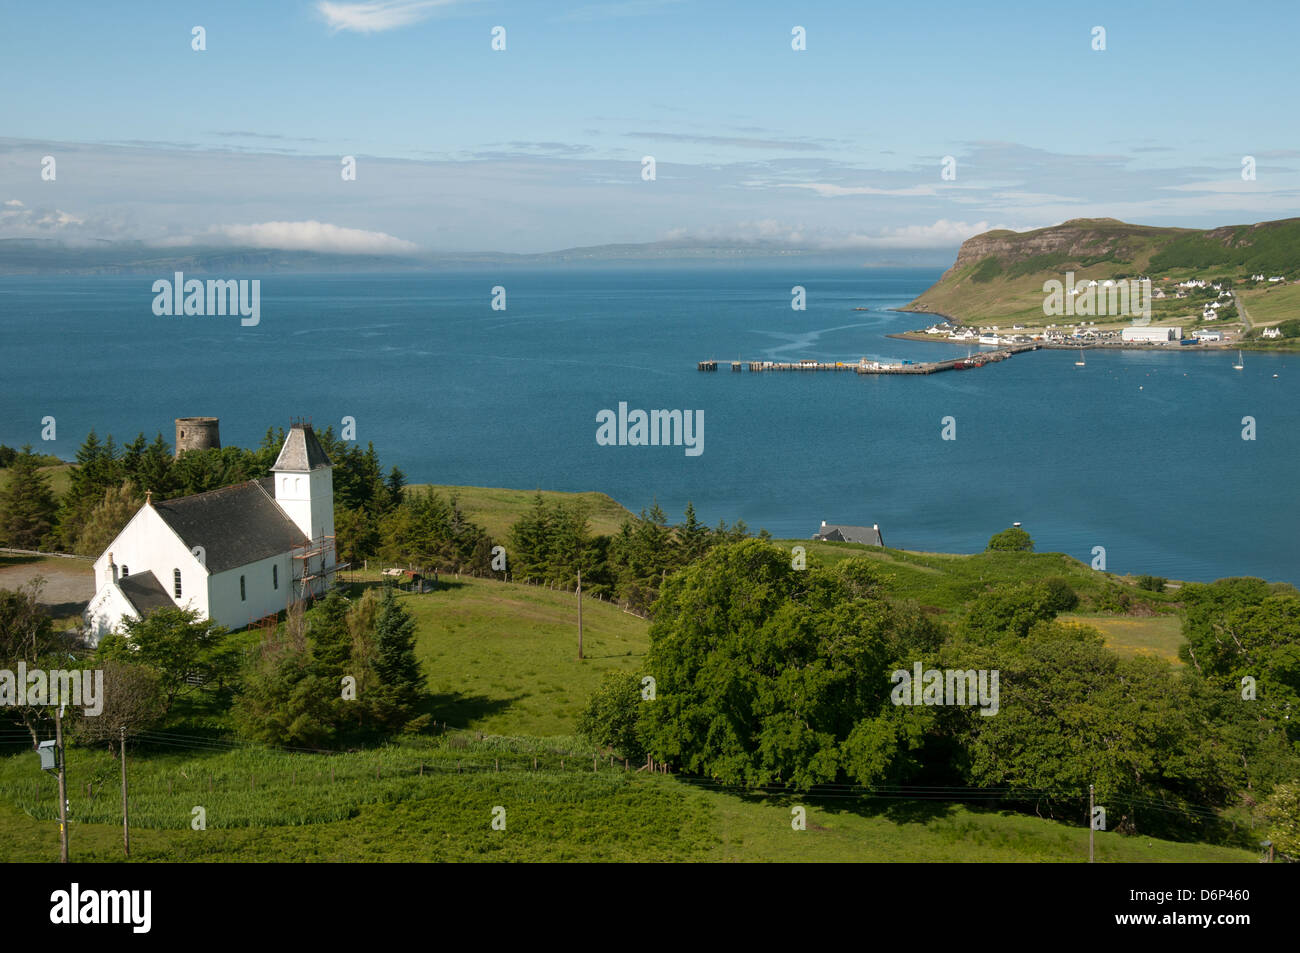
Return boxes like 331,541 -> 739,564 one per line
1,267 -> 1296,584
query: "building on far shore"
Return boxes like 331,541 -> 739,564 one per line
813,521 -> 884,547
1122,326 -> 1182,344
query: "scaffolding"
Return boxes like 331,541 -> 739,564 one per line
291,534 -> 350,604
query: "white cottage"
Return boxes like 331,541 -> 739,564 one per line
84,422 -> 339,643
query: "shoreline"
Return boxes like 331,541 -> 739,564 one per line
881,309 -> 1297,352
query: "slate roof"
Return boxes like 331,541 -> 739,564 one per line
271,424 -> 332,472
118,570 -> 175,616
150,481 -> 307,574
813,523 -> 884,547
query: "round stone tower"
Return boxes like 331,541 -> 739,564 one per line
174,417 -> 221,457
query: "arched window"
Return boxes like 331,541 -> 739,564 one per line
272,564 -> 278,589
173,568 -> 182,598
240,575 -> 246,601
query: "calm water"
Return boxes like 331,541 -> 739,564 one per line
1,268 -> 1296,583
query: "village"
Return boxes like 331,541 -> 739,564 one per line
905,273 -> 1292,349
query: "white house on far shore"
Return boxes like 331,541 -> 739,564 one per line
83,422 -> 341,643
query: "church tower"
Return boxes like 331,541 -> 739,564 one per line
270,421 -> 335,544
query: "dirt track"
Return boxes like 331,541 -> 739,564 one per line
0,554 -> 94,621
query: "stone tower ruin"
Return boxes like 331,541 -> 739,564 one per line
174,417 -> 221,458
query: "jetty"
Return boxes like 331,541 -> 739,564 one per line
697,344 -> 1038,376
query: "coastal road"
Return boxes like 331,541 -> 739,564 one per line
1233,291 -> 1253,331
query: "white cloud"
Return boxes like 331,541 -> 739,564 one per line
317,0 -> 464,33
0,203 -> 85,232
781,182 -> 942,198
662,218 -> 1012,251
208,220 -> 420,253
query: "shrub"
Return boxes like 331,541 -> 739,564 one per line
986,527 -> 1034,552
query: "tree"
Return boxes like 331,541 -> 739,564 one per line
0,447 -> 58,549
963,582 -> 1060,641
116,607 -> 234,712
234,647 -> 338,748
0,580 -> 64,747
986,526 -> 1034,552
1262,782 -> 1300,860
367,586 -> 429,732
638,540 -> 941,790
309,591 -> 353,679
69,660 -> 165,755
74,480 -> 143,556
578,671 -> 646,760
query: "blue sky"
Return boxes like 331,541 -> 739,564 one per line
2,0 -> 1298,253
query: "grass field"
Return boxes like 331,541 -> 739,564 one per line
0,462 -> 73,498
400,575 -> 648,736
1059,612 -> 1185,664
0,743 -> 1257,862
409,484 -> 633,539
1236,282 -> 1300,325
0,511 -> 1265,863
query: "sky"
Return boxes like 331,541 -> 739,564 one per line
2,0 -> 1299,255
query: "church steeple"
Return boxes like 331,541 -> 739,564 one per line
270,422 -> 335,543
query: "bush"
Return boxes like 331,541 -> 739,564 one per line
986,527 -> 1034,552
1040,576 -> 1079,612
577,671 -> 646,761
1136,574 -> 1167,593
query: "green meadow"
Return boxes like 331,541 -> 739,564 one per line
0,486 -> 1273,863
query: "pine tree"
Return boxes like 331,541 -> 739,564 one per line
0,447 -> 58,549
367,586 -> 429,732
309,591 -> 353,679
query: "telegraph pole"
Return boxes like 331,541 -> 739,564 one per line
1088,784 -> 1095,864
55,706 -> 68,863
577,568 -> 584,660
120,725 -> 130,858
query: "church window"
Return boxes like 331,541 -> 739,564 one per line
240,575 -> 246,601
173,568 -> 182,597
273,564 -> 278,589
121,565 -> 129,577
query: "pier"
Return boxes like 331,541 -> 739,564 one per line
697,344 -> 1039,375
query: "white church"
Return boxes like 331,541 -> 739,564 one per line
84,421 -> 341,643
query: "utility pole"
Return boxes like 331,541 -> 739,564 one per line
55,706 -> 68,863
1088,784 -> 1095,864
120,725 -> 130,858
577,568 -> 584,660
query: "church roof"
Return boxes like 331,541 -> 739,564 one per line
271,423 -> 332,472
151,481 -> 307,573
118,571 -> 174,617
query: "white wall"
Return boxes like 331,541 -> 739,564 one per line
92,504 -> 209,617
207,552 -> 294,631
83,582 -> 139,646
272,467 -> 335,542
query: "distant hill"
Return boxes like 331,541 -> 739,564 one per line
0,238 -> 947,275
901,217 -> 1300,325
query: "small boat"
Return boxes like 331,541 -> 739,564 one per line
1075,347 -> 1086,366
1233,350 -> 1244,370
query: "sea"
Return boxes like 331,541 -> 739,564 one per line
1,266 -> 1296,584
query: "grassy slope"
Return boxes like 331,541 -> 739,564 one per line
902,218 -> 1300,331
0,511 -> 1258,862
0,463 -> 73,499
402,575 -> 647,736
409,484 -> 633,539
1236,282 -> 1300,325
